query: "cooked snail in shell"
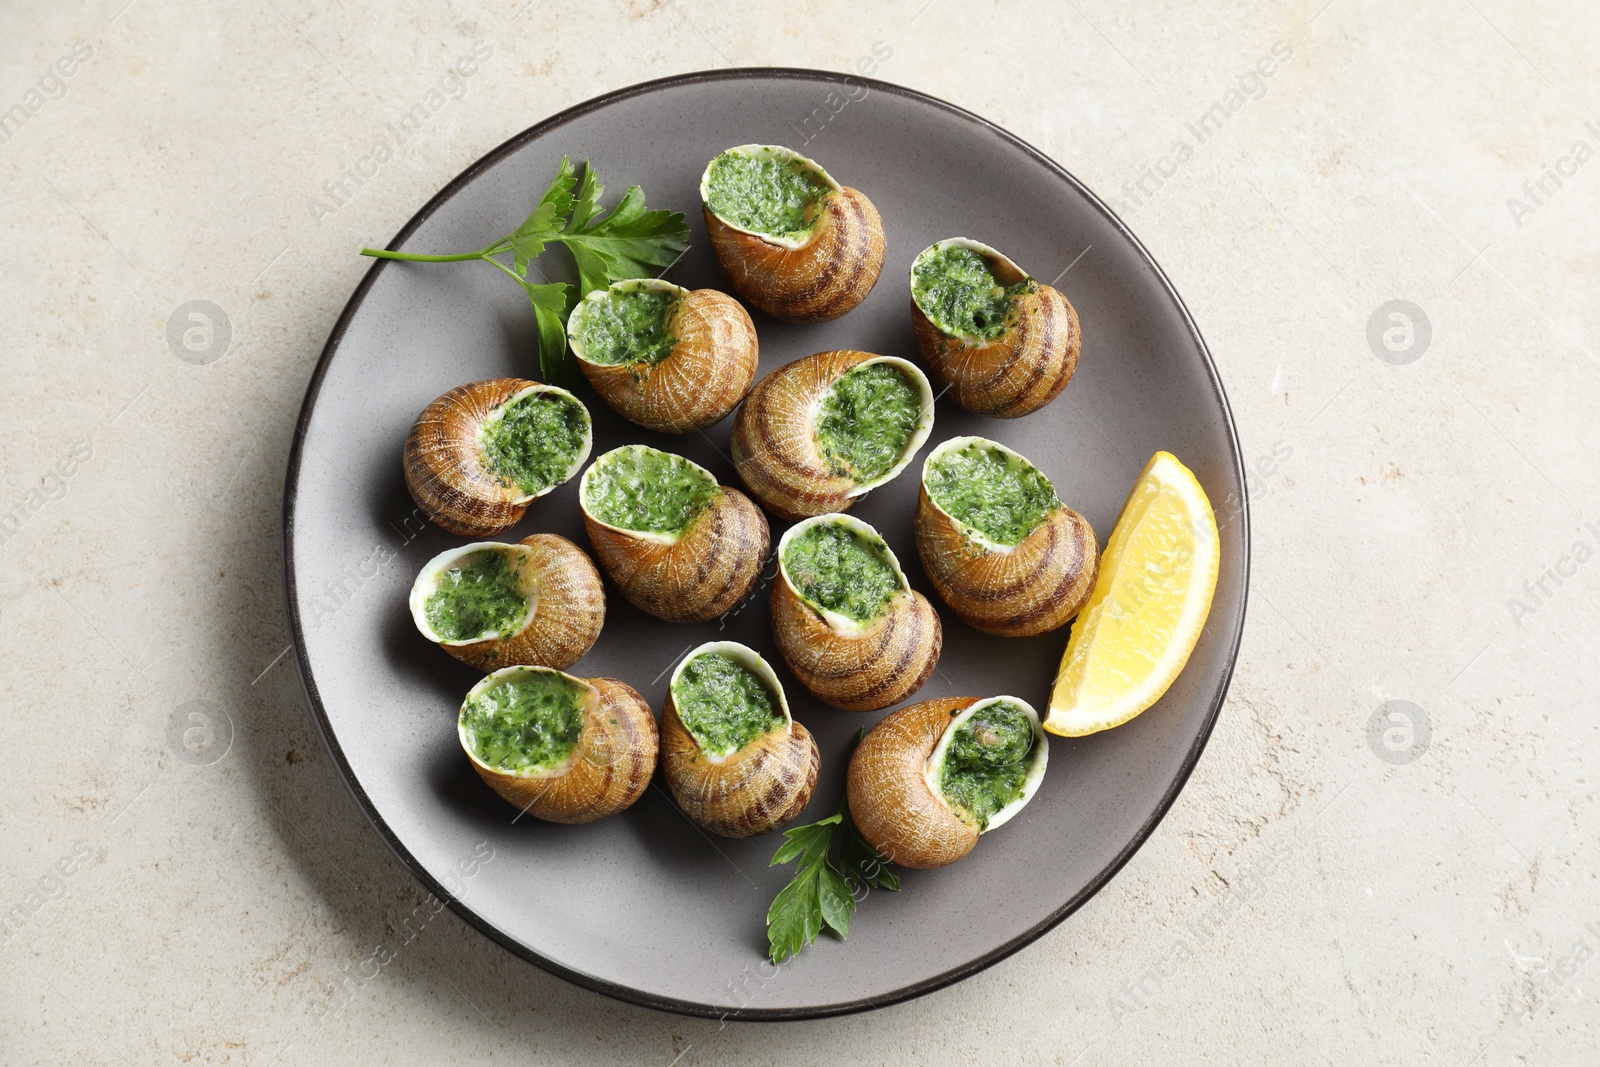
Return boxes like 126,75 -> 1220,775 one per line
916,436 -> 1098,637
910,239 -> 1080,418
579,445 -> 769,623
410,535 -> 606,670
731,349 -> 934,520
568,279 -> 758,433
771,513 -> 941,712
847,695 -> 1048,868
660,641 -> 819,838
404,379 -> 592,536
701,145 -> 885,323
459,665 -> 656,823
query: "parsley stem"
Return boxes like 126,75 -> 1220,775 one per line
359,247 -> 486,262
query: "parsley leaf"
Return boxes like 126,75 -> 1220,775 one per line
765,805 -> 896,965
359,157 -> 687,384
556,179 -> 690,298
523,281 -> 575,387
499,156 -> 576,274
771,812 -> 838,866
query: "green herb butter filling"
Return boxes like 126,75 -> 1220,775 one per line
815,362 -> 924,484
479,389 -> 589,497
925,440 -> 1062,547
582,446 -> 719,537
782,521 -> 903,624
703,149 -> 831,240
461,670 -> 587,775
912,244 -> 1036,340
938,700 -> 1038,830
572,287 -> 680,367
672,651 -> 784,759
423,549 -> 530,641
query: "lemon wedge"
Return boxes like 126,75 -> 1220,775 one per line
1044,451 -> 1220,737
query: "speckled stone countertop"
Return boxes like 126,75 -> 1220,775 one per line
2,2 -> 1596,1063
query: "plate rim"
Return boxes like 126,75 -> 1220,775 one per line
281,66 -> 1251,1022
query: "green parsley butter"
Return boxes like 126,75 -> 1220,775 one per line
573,287 -> 679,366
782,521 -> 903,624
424,549 -> 529,641
912,244 -> 1035,340
479,389 -> 588,497
672,650 -> 783,758
925,440 -> 1061,546
582,446 -> 719,536
815,362 -> 923,484
461,670 -> 587,775
703,149 -> 830,240
938,700 -> 1037,829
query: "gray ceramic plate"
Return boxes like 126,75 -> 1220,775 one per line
285,69 -> 1248,1020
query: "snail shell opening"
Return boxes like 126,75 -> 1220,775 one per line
776,512 -> 914,635
459,665 -> 593,780
833,356 -> 937,498
409,541 -> 539,645
922,695 -> 1050,833
910,238 -> 1032,337
578,444 -> 718,547
474,383 -> 594,506
698,144 -> 842,251
920,435 -> 1054,553
668,640 -> 794,759
567,277 -> 690,365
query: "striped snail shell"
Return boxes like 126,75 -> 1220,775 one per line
659,642 -> 819,838
410,535 -> 606,670
569,279 -> 758,434
909,238 -> 1080,418
701,145 -> 885,323
459,666 -> 657,824
579,446 -> 769,624
847,695 -> 1048,869
915,436 -> 1098,637
730,349 -> 934,520
770,513 -> 942,712
403,378 -> 591,536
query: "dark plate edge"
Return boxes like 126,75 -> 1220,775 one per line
280,66 -> 1251,1023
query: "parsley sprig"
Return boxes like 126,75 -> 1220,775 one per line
360,157 -> 690,385
766,799 -> 899,965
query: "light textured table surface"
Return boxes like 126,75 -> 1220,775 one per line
3,2 -> 1596,1063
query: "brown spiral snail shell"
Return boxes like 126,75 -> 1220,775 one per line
459,666 -> 657,824
847,695 -> 1048,869
410,535 -> 606,670
578,445 -> 770,624
568,279 -> 758,433
770,513 -> 942,712
915,436 -> 1098,637
701,145 -> 885,323
909,238 -> 1080,418
660,641 -> 819,838
403,378 -> 592,536
730,349 -> 935,520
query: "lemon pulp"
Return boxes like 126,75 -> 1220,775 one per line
1045,451 -> 1220,737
